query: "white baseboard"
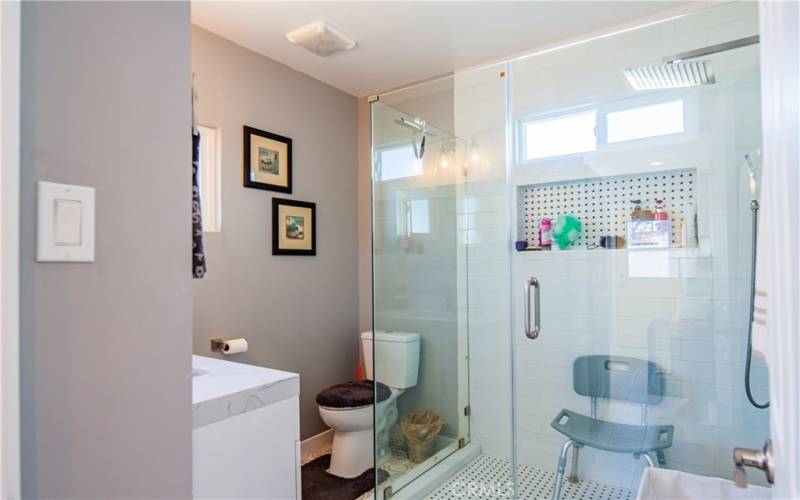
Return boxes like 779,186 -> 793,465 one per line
301,428 -> 333,456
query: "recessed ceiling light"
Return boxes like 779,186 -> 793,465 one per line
286,21 -> 356,57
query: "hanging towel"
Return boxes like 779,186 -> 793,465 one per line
192,76 -> 208,278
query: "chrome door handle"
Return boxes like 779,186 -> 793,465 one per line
733,439 -> 774,487
524,277 -> 541,339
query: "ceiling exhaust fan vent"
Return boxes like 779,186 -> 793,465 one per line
286,21 -> 356,57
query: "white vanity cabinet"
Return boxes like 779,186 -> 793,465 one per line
192,355 -> 301,499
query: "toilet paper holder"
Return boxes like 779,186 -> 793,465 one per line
210,338 -> 226,352
210,337 -> 249,355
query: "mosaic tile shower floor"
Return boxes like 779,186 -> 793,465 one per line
426,454 -> 634,500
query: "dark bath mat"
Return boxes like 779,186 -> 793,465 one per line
302,454 -> 389,500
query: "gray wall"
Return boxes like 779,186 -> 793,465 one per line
20,2 -> 192,498
191,27 -> 359,439
357,97 -> 372,336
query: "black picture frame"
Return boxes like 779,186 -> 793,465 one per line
243,125 -> 292,193
272,198 -> 316,256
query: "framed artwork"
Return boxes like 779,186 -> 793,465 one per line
272,198 -> 316,255
243,125 -> 292,193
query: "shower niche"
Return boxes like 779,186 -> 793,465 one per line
516,168 -> 698,249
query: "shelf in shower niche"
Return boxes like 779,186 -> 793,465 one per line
513,246 -> 710,260
518,168 -> 697,248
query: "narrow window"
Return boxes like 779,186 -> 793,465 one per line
198,125 -> 222,232
522,110 -> 597,161
409,199 -> 431,234
607,100 -> 684,143
379,146 -> 424,181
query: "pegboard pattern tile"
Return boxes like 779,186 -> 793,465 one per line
426,454 -> 634,500
519,168 -> 696,248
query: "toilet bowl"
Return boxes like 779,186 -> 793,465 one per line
317,331 -> 420,478
318,388 -> 398,478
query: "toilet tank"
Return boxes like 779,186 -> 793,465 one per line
361,331 -> 420,389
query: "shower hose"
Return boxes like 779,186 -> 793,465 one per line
746,199 -> 769,409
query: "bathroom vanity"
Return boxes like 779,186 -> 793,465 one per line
192,355 -> 301,499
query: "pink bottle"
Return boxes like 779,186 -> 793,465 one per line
539,218 -> 552,249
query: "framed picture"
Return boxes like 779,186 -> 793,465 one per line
272,198 -> 316,255
243,125 -> 292,193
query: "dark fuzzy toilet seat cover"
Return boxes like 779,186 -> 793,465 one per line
316,380 -> 391,408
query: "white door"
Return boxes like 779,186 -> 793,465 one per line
0,0 -> 21,498
748,1 -> 800,498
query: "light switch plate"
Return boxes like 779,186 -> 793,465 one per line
37,181 -> 95,262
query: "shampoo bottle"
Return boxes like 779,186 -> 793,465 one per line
539,218 -> 552,249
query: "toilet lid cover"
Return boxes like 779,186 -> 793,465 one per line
316,380 -> 391,408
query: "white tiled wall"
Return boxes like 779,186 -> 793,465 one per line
455,63 -> 515,464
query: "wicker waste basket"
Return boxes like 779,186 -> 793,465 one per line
401,410 -> 444,463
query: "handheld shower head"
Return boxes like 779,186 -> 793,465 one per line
744,153 -> 761,202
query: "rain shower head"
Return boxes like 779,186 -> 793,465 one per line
624,35 -> 759,91
623,60 -> 715,90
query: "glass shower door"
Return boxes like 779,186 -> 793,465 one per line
370,101 -> 470,499
507,2 -> 770,498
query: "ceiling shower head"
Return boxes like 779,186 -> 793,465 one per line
623,60 -> 715,90
623,36 -> 759,91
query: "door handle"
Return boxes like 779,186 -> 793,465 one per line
733,439 -> 774,487
524,277 -> 540,339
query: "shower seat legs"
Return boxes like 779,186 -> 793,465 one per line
552,439 -> 575,500
567,444 -> 580,483
553,443 -> 661,500
640,452 -> 656,468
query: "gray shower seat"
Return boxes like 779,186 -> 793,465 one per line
551,409 -> 673,454
550,355 -> 674,500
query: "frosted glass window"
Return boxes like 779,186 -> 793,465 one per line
607,100 -> 684,143
409,199 -> 431,234
523,111 -> 597,160
380,146 -> 423,181
198,125 -> 221,232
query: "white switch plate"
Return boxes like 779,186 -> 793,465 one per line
37,181 -> 95,262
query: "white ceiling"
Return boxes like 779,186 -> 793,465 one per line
192,1 -> 692,97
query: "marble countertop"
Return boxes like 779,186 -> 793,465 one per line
192,355 -> 299,429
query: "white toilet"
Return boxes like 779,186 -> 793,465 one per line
317,330 -> 420,478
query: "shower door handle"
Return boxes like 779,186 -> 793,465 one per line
524,277 -> 541,339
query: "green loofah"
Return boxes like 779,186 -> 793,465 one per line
553,215 -> 583,249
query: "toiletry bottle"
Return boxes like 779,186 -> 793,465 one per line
655,198 -> 668,220
539,218 -> 552,249
630,199 -> 654,220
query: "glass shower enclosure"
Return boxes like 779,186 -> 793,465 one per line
506,5 -> 767,496
370,2 -> 769,498
371,101 -> 471,498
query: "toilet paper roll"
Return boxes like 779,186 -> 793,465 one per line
221,338 -> 248,355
